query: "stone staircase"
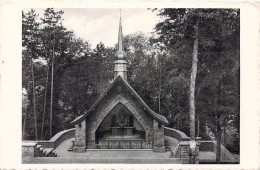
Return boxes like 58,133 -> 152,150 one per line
35,144 -> 59,157
165,136 -> 180,158
169,143 -> 180,158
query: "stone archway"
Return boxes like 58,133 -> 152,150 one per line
95,102 -> 146,140
86,95 -> 153,141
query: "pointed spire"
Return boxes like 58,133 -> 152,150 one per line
116,9 -> 126,59
118,15 -> 123,52
114,9 -> 127,81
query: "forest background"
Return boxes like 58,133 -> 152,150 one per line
22,8 -> 240,154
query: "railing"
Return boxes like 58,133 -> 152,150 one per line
86,140 -> 153,149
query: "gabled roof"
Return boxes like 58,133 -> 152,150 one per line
71,76 -> 169,125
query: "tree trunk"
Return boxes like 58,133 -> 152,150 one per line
216,111 -> 221,163
197,119 -> 200,137
189,19 -> 199,164
158,69 -> 162,114
50,35 -> 55,138
41,59 -> 50,140
158,90 -> 161,114
23,81 -> 30,140
22,116 -> 26,140
223,123 -> 226,146
155,57 -> 162,114
177,115 -> 180,130
30,53 -> 38,140
216,79 -> 222,163
177,95 -> 180,130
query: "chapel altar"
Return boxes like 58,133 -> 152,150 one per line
95,103 -> 145,141
110,113 -> 134,136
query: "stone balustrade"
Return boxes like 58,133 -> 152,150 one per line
38,128 -> 75,149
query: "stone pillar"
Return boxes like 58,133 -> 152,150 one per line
178,140 -> 200,164
73,119 -> 86,152
153,119 -> 165,152
22,142 -> 37,157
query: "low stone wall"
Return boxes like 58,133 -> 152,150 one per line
38,128 -> 75,149
164,127 -> 189,141
50,128 -> 75,148
22,142 -> 37,157
37,141 -> 54,148
199,140 -> 215,152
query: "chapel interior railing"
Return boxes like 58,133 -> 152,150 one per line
86,140 -> 153,149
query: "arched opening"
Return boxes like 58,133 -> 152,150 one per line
95,102 -> 145,141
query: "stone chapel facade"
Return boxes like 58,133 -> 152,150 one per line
71,16 -> 169,153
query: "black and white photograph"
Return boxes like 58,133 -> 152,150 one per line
0,2 -> 259,169
20,7 -> 240,164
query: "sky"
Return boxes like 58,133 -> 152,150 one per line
27,8 -> 161,48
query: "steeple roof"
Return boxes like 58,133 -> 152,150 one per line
115,13 -> 126,59
117,17 -> 123,52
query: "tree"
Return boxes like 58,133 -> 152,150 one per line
41,8 -> 63,137
22,9 -> 41,140
22,8 -> 84,140
153,8 -> 240,163
40,8 -> 76,137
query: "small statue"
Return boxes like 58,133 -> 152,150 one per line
119,113 -> 126,126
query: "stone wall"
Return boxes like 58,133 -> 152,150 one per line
164,127 -> 189,141
22,142 -> 37,157
51,128 -> 75,148
124,93 -> 153,140
73,119 -> 86,152
153,119 -> 166,152
38,128 -> 75,149
199,140 -> 215,152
